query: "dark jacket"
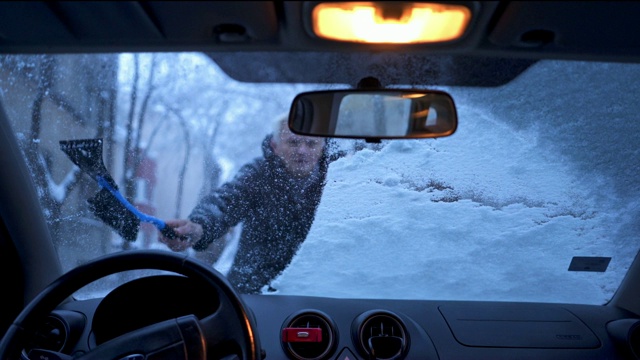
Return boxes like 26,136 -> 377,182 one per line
189,135 -> 330,293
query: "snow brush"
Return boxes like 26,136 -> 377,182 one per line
59,138 -> 179,242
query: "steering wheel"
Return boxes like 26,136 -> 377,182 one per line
0,250 -> 262,360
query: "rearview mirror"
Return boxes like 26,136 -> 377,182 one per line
289,89 -> 457,139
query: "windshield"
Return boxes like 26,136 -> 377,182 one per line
1,53 -> 639,304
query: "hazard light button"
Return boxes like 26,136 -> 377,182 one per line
335,347 -> 357,360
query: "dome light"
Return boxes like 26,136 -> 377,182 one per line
312,2 -> 472,44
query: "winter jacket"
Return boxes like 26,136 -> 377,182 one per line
189,135 -> 330,293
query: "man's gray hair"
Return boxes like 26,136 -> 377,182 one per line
271,114 -> 289,144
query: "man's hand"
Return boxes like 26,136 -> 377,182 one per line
158,219 -> 204,252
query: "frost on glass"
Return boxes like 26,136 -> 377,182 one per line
1,53 -> 639,303
0,53 -> 324,295
0,54 -> 119,268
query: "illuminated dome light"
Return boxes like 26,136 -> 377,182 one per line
312,2 -> 471,44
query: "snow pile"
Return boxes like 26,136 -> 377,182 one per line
272,99 -> 635,304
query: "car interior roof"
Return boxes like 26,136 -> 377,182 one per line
1,1 -> 640,86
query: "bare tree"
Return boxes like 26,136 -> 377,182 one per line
122,54 -> 161,200
166,106 -> 192,217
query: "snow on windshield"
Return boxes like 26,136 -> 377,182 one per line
273,61 -> 640,304
2,54 -> 638,304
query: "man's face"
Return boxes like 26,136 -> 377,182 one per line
272,128 -> 324,177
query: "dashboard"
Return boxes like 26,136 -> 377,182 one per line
26,275 -> 640,359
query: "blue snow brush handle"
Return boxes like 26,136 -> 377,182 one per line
96,176 -> 180,240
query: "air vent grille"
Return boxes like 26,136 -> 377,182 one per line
281,310 -> 337,360
607,318 -> 640,359
353,310 -> 409,360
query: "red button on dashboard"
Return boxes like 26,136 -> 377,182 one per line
282,327 -> 323,343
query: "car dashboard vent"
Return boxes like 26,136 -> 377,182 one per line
352,310 -> 410,360
281,310 -> 337,360
607,318 -> 640,359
